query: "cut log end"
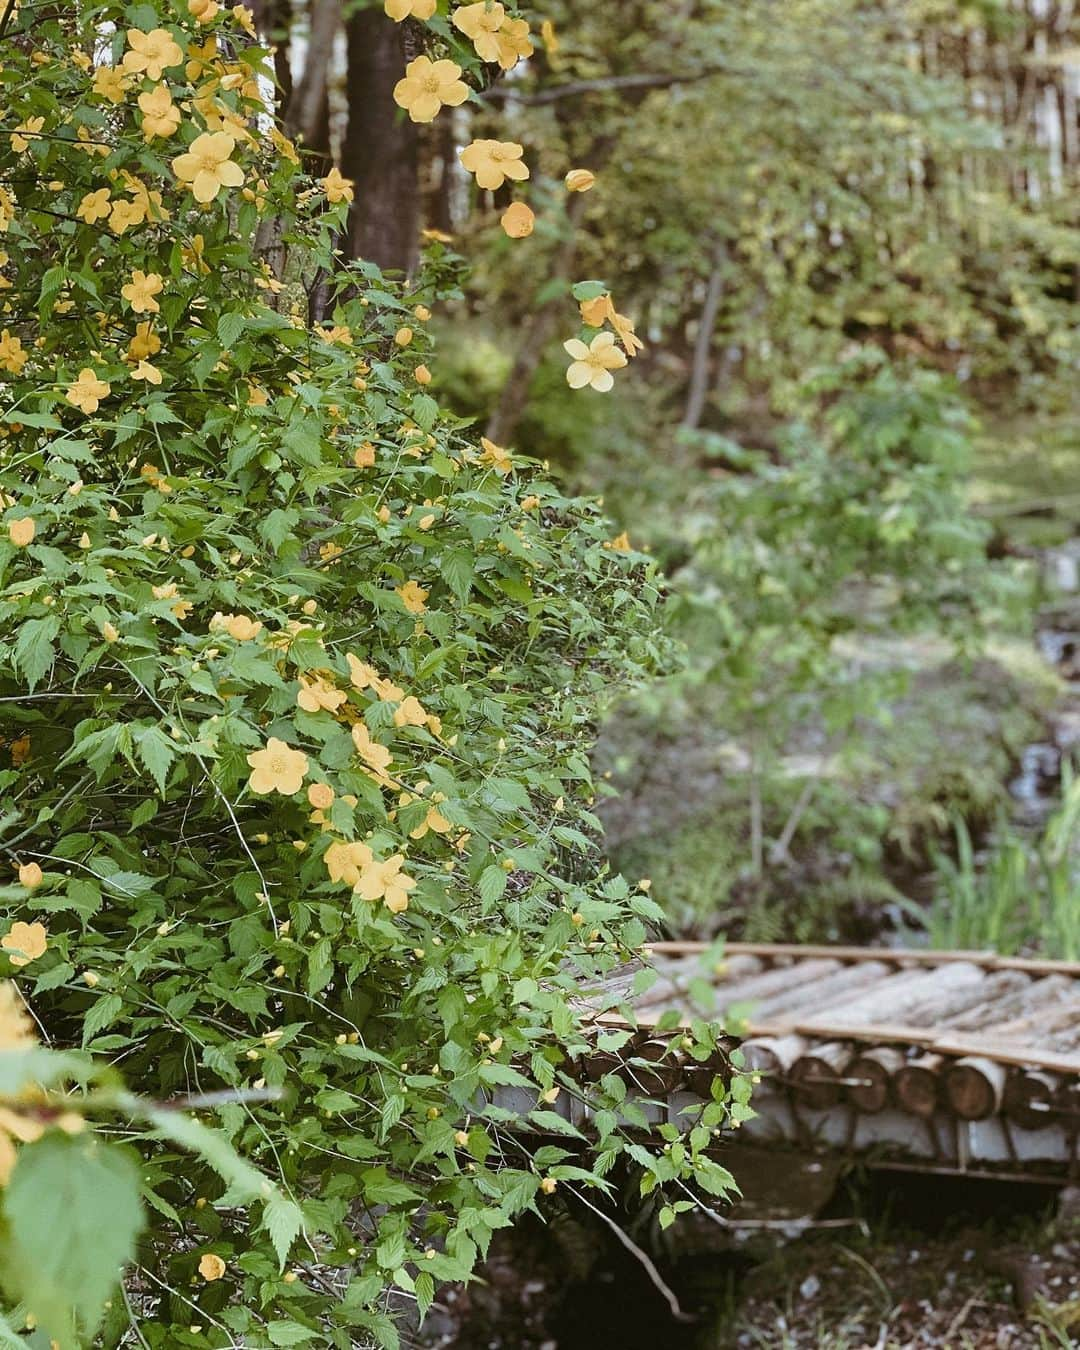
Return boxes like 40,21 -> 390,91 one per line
944,1056 -> 1008,1120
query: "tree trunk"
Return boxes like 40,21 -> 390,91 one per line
680,247 -> 726,430
284,0 -> 339,177
342,11 -> 420,274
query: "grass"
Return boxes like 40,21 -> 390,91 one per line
916,767 -> 1080,959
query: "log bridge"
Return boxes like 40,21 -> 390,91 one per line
575,943 -> 1080,1183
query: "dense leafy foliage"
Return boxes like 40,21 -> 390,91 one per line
0,2 -> 743,1344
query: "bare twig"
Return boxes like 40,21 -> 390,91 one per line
572,1188 -> 694,1323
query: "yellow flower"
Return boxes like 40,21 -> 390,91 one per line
612,310 -> 645,357
459,139 -> 529,192
7,517 -> 34,548
396,579 -> 429,614
127,322 -> 161,361
197,1253 -> 226,1282
270,125 -> 299,164
608,531 -> 631,552
579,293 -> 615,328
296,674 -> 347,715
138,87 -> 181,141
91,65 -> 129,103
385,0 -> 436,17
479,436 -> 512,474
324,839 -> 374,888
541,18 -> 559,54
500,202 -> 534,238
182,233 -> 211,275
354,855 -> 416,913
409,800 -> 452,839
392,695 -> 428,728
0,187 -> 14,232
0,983 -> 35,1050
66,368 -> 111,414
321,167 -> 354,204
101,621 -> 119,643
393,56 -> 468,124
494,17 -> 533,69
76,188 -> 112,225
451,2 -> 505,61
172,132 -> 244,203
11,118 -> 44,153
564,168 -> 596,193
0,330 -> 27,375
307,782 -> 335,811
128,360 -> 163,388
563,332 -> 627,392
209,612 -> 262,640
351,723 -> 393,778
109,197 -> 143,234
189,0 -> 220,21
232,4 -> 257,35
122,28 -> 184,81
246,737 -> 309,796
121,269 -> 164,315
2,922 -> 47,968
16,863 -> 42,890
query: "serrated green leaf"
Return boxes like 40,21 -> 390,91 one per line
2,1134 -> 143,1339
263,1192 -> 304,1271
13,615 -> 59,693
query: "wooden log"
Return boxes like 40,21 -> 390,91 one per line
894,1054 -> 945,1118
847,1047 -> 906,1114
810,963 -> 985,1031
643,942 -> 1080,978
714,957 -> 843,1008
1004,1070 -> 1061,1131
747,960 -> 891,1024
634,953 -> 763,1010
624,1037 -> 682,1097
945,973 -> 1069,1033
931,1037 -> 1080,1076
913,969 -> 1032,1030
789,1041 -> 852,1111
737,1034 -> 807,1078
944,1056 -> 1009,1120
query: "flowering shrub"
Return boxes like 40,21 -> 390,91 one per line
0,1 -> 737,1343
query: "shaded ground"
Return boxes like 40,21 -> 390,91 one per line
426,1170 -> 1080,1349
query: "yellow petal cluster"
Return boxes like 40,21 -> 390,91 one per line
1,921 -> 47,968
172,132 -> 244,203
122,28 -> 184,81
246,738 -> 309,796
563,332 -> 627,392
393,56 -> 468,124
460,140 -> 529,192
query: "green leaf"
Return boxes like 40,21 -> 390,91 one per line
134,724 -> 176,794
415,1271 -> 435,1322
441,548 -> 474,603
13,615 -> 60,693
82,993 -> 123,1045
478,864 -> 507,907
143,1107 -> 269,1203
217,311 -> 246,349
267,1321 -> 316,1345
2,1134 -> 143,1338
263,1192 -> 304,1271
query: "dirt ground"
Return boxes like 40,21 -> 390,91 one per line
426,1171 -> 1080,1349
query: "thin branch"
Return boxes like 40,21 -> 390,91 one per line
480,67 -> 730,106
572,1188 -> 694,1324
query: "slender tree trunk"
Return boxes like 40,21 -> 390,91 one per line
341,11 -> 420,274
484,192 -> 590,445
680,247 -> 726,430
284,0 -> 339,177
